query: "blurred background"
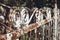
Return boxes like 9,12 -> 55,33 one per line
0,0 -> 59,8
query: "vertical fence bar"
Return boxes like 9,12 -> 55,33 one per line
42,25 -> 45,40
35,29 -> 37,40
53,3 -> 58,40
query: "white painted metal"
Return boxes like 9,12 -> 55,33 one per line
6,33 -> 12,40
28,8 -> 38,24
53,3 -> 58,40
0,15 -> 4,20
20,7 -> 38,28
35,8 -> 40,23
42,25 -> 45,40
35,29 -> 37,40
20,7 -> 29,28
46,8 -> 51,19
13,10 -> 21,30
16,38 -> 19,40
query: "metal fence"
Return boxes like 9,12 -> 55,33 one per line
0,3 -> 59,40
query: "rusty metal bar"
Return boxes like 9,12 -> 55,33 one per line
0,16 -> 55,40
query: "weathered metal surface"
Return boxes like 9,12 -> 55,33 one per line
0,3 -> 59,40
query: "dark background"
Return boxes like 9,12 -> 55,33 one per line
0,0 -> 60,8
